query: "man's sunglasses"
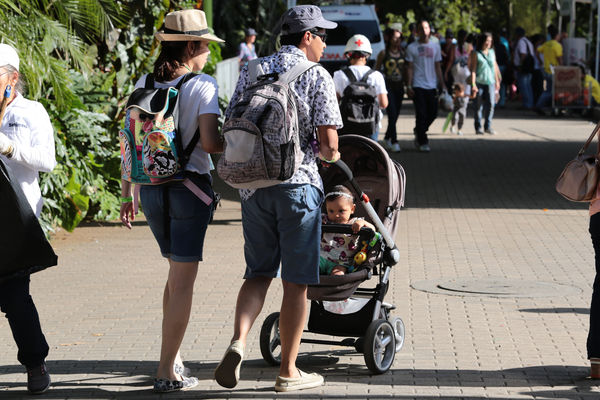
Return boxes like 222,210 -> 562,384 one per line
310,31 -> 327,43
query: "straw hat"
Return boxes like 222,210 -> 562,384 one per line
155,9 -> 224,43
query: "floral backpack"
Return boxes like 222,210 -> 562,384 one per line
119,73 -> 199,185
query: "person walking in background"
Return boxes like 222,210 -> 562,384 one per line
534,25 -> 562,113
406,20 -> 446,152
445,29 -> 472,111
375,24 -> 404,152
404,22 -> 417,48
469,32 -> 501,135
119,9 -> 224,393
530,34 -> 545,107
0,43 -> 56,394
334,34 -> 388,141
514,27 -> 535,109
441,28 -> 455,89
450,82 -> 468,135
214,5 -> 341,392
238,28 -> 257,70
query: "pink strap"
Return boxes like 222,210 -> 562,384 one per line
183,178 -> 213,206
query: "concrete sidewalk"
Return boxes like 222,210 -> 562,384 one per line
1,106 -> 600,399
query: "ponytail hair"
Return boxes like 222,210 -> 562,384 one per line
153,41 -> 194,82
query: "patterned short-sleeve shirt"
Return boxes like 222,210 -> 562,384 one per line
225,45 -> 343,201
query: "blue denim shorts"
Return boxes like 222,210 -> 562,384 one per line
241,184 -> 323,284
140,174 -> 213,262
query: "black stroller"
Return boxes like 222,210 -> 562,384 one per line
259,135 -> 406,374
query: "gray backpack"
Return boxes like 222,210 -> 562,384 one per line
217,58 -> 316,189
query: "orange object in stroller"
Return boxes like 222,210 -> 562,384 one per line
259,135 -> 406,374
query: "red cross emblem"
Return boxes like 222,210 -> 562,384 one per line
355,39 -> 363,47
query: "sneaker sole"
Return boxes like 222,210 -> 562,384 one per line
214,350 -> 242,388
275,375 -> 324,392
28,377 -> 51,394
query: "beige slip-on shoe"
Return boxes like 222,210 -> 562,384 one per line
274,369 -> 324,392
214,340 -> 244,388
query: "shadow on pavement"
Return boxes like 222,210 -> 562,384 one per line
383,137 -> 589,210
0,358 -> 597,399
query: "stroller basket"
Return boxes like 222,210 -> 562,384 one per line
308,268 -> 371,301
308,297 -> 377,337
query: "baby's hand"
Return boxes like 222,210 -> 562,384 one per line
352,218 -> 376,234
352,219 -> 368,233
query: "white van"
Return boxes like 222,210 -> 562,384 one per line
319,4 -> 384,74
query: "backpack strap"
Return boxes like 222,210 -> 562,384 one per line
279,60 -> 317,84
175,72 -> 198,89
342,66 -> 358,83
360,68 -> 375,83
145,74 -> 155,89
248,58 -> 265,82
174,73 -> 201,167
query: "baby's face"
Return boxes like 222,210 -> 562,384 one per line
326,197 -> 355,224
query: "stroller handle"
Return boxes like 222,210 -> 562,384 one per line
332,159 -> 400,266
321,224 -> 376,240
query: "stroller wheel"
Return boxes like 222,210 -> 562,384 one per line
259,312 -> 281,366
364,319 -> 395,374
390,316 -> 405,352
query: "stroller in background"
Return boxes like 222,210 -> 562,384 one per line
259,135 -> 406,374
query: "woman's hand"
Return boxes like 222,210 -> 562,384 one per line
120,201 -> 135,229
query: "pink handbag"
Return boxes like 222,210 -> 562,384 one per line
556,122 -> 600,202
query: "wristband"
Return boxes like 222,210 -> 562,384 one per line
120,196 -> 133,203
319,152 -> 340,164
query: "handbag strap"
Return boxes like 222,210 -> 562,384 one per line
578,120 -> 600,156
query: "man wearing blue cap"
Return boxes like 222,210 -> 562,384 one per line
214,5 -> 342,392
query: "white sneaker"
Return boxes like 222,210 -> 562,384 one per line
419,144 -> 431,152
383,139 -> 393,149
457,130 -> 463,136
390,143 -> 401,152
450,126 -> 456,134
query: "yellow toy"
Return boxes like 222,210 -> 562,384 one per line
354,232 -> 381,265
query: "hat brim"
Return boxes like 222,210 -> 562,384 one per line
154,31 -> 225,43
316,19 -> 337,30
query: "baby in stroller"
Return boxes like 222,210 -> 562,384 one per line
320,185 -> 376,276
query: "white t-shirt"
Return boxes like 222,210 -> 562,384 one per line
332,65 -> 388,97
135,73 -> 220,175
405,40 -> 442,90
0,93 -> 56,217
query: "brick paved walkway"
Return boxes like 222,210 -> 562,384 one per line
1,106 -> 599,399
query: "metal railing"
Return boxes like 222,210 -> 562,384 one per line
215,57 -> 240,101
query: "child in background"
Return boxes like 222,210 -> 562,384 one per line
320,185 -> 376,275
450,82 -> 469,136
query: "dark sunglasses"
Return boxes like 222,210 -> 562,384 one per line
310,31 -> 327,43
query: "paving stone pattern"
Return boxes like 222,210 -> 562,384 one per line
1,107 -> 600,399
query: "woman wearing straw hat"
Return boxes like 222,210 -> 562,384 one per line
119,9 -> 224,393
0,43 -> 57,394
